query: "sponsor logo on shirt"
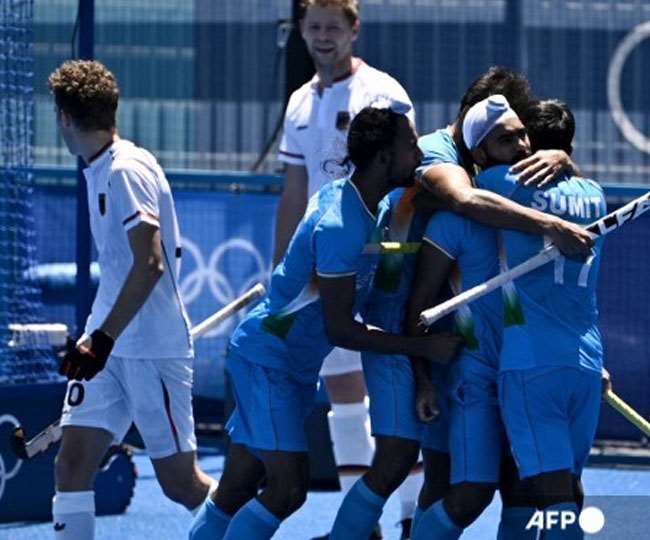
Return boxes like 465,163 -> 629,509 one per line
335,111 -> 350,130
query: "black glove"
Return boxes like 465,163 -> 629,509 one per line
59,330 -> 114,381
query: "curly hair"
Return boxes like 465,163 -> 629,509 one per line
48,60 -> 119,131
300,0 -> 359,26
346,106 -> 402,171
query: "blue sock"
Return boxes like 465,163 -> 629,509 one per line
222,498 -> 281,540
413,500 -> 462,540
188,498 -> 232,540
540,502 -> 582,540
412,506 -> 424,537
330,479 -> 387,540
497,506 -> 537,540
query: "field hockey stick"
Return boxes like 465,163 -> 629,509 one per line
604,389 -> 650,438
8,323 -> 70,349
10,283 -> 266,460
420,191 -> 650,326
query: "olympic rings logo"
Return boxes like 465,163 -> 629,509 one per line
179,236 -> 270,338
0,415 -> 23,503
607,20 -> 650,154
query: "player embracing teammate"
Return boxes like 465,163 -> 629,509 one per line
403,85 -> 604,539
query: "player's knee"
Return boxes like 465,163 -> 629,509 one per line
54,448 -> 97,489
262,458 -> 309,519
285,484 -> 308,515
264,480 -> 308,518
214,480 -> 259,515
527,470 -> 575,509
365,438 -> 419,497
444,482 -> 496,528
419,450 -> 450,508
158,477 -> 196,507
499,454 -> 532,508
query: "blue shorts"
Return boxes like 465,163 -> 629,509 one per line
499,366 -> 601,479
225,351 -> 318,452
362,352 -> 422,441
447,357 -> 505,484
421,364 -> 451,453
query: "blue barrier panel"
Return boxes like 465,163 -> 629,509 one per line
173,190 -> 275,397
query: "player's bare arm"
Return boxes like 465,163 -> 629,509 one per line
64,222 -> 164,381
319,274 -> 459,363
419,163 -> 593,256
405,241 -> 456,421
95,221 -> 164,341
510,149 -> 581,187
272,164 -> 308,266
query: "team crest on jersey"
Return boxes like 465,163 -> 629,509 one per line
335,111 -> 350,130
98,193 -> 106,215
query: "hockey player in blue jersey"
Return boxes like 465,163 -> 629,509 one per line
188,103 -> 461,540
405,94 -> 532,540
471,97 -> 606,540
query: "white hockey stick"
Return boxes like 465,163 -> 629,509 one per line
420,191 -> 650,326
8,323 -> 69,349
10,282 -> 266,459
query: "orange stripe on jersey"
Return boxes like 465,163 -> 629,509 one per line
391,185 -> 419,235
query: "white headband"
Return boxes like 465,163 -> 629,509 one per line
462,94 -> 519,150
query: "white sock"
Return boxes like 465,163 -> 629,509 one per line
397,468 -> 424,521
328,401 -> 375,496
52,490 -> 95,540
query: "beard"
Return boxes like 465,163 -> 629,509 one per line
389,166 -> 417,188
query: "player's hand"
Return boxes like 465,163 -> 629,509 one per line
546,217 -> 594,257
601,367 -> 612,397
510,150 -> 571,187
420,332 -> 462,364
59,330 -> 114,381
415,379 -> 439,422
76,333 -> 92,351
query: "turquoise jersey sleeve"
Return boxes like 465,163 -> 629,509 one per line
313,207 -> 366,277
475,165 -> 519,199
416,129 -> 461,178
423,211 -> 468,260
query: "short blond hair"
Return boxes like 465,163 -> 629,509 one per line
48,60 -> 119,131
300,0 -> 359,26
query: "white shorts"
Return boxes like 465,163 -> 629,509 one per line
60,355 -> 197,459
319,347 -> 363,377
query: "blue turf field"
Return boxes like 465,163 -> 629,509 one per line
1,453 -> 648,539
